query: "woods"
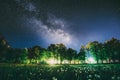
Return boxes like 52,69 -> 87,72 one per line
0,34 -> 120,64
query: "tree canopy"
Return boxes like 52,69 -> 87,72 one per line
0,34 -> 120,64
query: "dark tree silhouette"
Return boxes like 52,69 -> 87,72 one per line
78,45 -> 86,63
48,44 -> 59,63
57,43 -> 67,64
67,48 -> 77,64
104,38 -> 120,63
1,33 -> 120,64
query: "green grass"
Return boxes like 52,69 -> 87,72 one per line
0,63 -> 120,80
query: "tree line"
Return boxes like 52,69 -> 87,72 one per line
0,34 -> 120,64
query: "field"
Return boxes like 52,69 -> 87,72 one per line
0,64 -> 120,80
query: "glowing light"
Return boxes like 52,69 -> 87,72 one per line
23,60 -> 30,64
87,57 -> 96,64
47,58 -> 57,65
62,60 -> 69,64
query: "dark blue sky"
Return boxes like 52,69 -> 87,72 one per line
0,0 -> 120,50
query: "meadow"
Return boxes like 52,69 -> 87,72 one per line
0,64 -> 120,80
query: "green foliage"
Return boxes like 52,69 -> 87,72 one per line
78,46 -> 86,63
0,33 -> 120,64
67,48 -> 77,64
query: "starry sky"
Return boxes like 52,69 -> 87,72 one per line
0,0 -> 120,51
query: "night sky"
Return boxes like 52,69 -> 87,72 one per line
0,0 -> 120,51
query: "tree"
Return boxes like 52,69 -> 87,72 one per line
104,38 -> 120,63
86,41 -> 100,63
78,45 -> 86,64
67,48 -> 77,64
57,43 -> 67,64
48,44 -> 58,62
20,48 -> 28,63
97,43 -> 106,63
0,34 -> 10,62
29,46 -> 44,64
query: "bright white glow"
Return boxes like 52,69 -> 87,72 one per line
62,60 -> 69,64
28,17 -> 75,47
47,58 -> 58,65
87,57 -> 96,64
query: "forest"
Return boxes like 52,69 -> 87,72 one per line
0,34 -> 120,64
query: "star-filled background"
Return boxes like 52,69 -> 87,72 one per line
0,0 -> 120,51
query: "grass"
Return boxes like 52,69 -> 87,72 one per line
0,63 -> 120,80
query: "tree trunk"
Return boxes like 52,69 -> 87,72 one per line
101,60 -> 103,63
97,58 -> 99,64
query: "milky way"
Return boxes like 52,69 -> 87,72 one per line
14,0 -> 79,50
0,0 -> 120,51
